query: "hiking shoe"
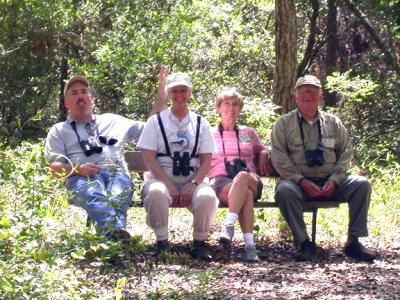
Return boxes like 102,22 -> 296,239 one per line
293,239 -> 316,261
154,240 -> 170,258
219,224 -> 234,245
190,240 -> 212,262
244,244 -> 260,262
106,229 -> 132,241
344,240 -> 376,262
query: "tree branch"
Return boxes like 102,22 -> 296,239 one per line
297,0 -> 319,78
341,0 -> 400,75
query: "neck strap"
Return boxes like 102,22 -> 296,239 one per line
157,112 -> 201,158
297,114 -> 322,151
218,123 -> 242,160
70,118 -> 97,143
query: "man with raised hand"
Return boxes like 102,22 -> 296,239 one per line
45,72 -> 165,240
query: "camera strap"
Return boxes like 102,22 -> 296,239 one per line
218,123 -> 242,163
298,115 -> 322,152
70,121 -> 82,143
156,112 -> 201,158
70,119 -> 97,144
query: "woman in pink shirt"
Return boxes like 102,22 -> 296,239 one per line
209,88 -> 271,262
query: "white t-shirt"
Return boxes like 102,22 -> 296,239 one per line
137,109 -> 217,183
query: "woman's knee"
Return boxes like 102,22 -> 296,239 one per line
233,171 -> 252,186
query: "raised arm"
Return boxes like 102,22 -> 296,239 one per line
149,65 -> 170,117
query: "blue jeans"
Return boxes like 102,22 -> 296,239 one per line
67,169 -> 133,235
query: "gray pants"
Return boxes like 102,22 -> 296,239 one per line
275,175 -> 371,244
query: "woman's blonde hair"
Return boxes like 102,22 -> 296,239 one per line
215,87 -> 244,109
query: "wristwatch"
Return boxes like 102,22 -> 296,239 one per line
191,179 -> 200,186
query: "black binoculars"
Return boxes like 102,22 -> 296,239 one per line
99,136 -> 118,146
305,144 -> 325,167
225,158 -> 249,179
80,136 -> 103,156
172,151 -> 191,176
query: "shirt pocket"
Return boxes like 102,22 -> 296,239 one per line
322,137 -> 337,164
288,138 -> 305,165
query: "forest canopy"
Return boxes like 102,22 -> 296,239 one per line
0,0 -> 399,164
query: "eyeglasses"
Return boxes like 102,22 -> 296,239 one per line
220,101 -> 240,107
296,90 -> 321,96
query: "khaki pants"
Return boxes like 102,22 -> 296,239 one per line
275,175 -> 371,244
141,179 -> 219,241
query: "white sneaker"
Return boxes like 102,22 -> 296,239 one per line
219,224 -> 234,245
244,244 -> 260,262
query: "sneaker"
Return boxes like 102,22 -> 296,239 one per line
190,240 -> 212,262
219,224 -> 234,245
155,240 -> 170,258
344,240 -> 376,261
244,244 -> 260,262
293,239 -> 316,261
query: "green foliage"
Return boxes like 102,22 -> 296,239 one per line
325,71 -> 400,165
0,0 -> 276,145
0,141 -> 148,299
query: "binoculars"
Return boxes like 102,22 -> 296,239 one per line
80,136 -> 103,156
304,144 -> 325,167
225,158 -> 249,179
172,151 -> 191,176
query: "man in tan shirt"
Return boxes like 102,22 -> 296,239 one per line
271,75 -> 376,262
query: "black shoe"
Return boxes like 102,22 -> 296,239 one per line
293,239 -> 316,261
155,240 -> 170,258
106,229 -> 132,241
190,240 -> 212,262
344,240 -> 376,261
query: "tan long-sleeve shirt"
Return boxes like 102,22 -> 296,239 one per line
271,109 -> 352,185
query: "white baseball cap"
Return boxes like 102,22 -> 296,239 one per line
166,72 -> 193,91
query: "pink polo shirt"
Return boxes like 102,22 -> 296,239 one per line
208,125 -> 265,179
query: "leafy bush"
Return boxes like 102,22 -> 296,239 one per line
325,71 -> 400,166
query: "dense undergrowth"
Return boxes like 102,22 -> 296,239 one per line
0,141 -> 399,299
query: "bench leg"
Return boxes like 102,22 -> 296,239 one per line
311,208 -> 317,245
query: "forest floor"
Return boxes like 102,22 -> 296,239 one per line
74,208 -> 400,300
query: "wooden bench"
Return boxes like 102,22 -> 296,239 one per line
123,151 -> 340,244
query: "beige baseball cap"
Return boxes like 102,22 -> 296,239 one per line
295,75 -> 322,89
64,75 -> 90,96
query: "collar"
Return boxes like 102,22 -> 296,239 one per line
296,109 -> 321,124
67,114 -> 96,125
168,108 -> 190,125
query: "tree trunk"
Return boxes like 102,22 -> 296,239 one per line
325,0 -> 339,106
274,0 -> 297,114
59,48 -> 68,122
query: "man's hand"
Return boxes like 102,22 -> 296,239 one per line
178,183 -> 196,207
77,163 -> 100,177
299,178 -> 322,199
258,150 -> 272,176
157,65 -> 171,103
321,180 -> 336,198
150,65 -> 171,116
